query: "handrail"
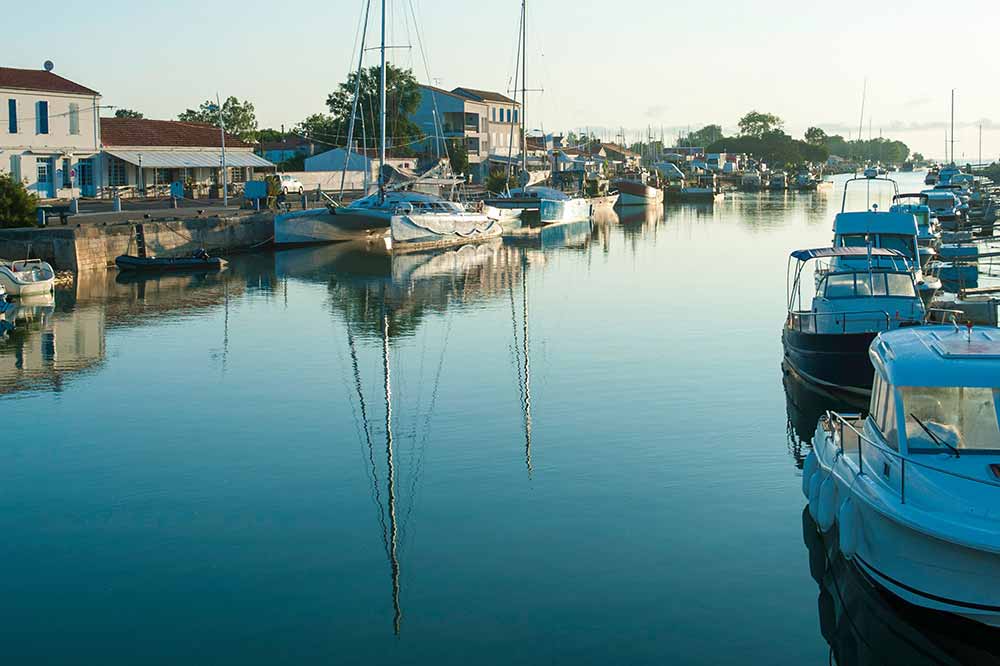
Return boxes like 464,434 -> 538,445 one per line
787,310 -> 896,334
825,411 -> 1000,506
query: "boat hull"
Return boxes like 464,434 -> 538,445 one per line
782,327 -> 877,394
613,181 -> 662,206
0,263 -> 55,296
115,255 -> 227,272
539,198 -> 592,224
388,212 -> 503,251
274,207 -> 389,245
810,426 -> 1000,629
672,188 -> 723,202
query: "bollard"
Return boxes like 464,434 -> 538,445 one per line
171,196 -> 178,209
69,197 -> 79,214
254,198 -> 261,212
301,192 -> 308,210
113,194 -> 122,212
36,208 -> 47,227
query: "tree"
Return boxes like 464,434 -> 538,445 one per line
446,140 -> 469,174
257,128 -> 286,143
738,111 -> 784,138
178,96 -> 259,143
680,124 -> 723,147
804,127 -> 827,145
294,114 -> 340,145
912,152 -> 924,163
0,173 -> 38,229
486,168 -> 516,194
326,64 -> 423,155
114,108 -> 144,119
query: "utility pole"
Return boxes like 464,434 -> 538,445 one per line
950,89 -> 956,165
217,93 -> 228,207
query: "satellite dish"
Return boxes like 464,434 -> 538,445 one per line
43,60 -> 54,72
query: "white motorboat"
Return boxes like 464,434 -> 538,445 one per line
804,325 -> 1000,628
484,186 -> 591,225
890,193 -> 939,269
768,171 -> 787,191
0,259 -> 56,296
740,169 -> 763,192
612,171 -> 662,206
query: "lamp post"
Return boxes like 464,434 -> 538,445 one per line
213,94 -> 229,207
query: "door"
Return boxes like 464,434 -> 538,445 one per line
36,157 -> 53,198
78,158 -> 95,197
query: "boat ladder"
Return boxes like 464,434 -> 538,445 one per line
134,224 -> 147,259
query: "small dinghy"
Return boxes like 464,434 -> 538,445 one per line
115,249 -> 227,272
0,259 -> 56,296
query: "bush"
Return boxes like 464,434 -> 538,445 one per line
0,173 -> 38,228
486,168 -> 517,194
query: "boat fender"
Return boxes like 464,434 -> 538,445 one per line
816,476 -> 838,532
802,450 -> 818,498
838,498 -> 858,559
807,472 -> 824,521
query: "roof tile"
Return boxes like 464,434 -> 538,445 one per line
100,117 -> 251,149
0,67 -> 100,96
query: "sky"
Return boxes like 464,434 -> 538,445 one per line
7,0 -> 1000,161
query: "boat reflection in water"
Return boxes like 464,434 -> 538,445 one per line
275,238 -> 550,632
802,508 -> 1000,665
786,367 -> 1000,664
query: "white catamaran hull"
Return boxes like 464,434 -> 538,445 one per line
274,207 -> 389,245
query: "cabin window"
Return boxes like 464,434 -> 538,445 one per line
839,234 -> 868,248
886,273 -> 915,297
880,234 -> 914,258
871,375 -> 883,420
901,386 -> 1000,452
877,380 -> 899,451
823,274 -> 855,298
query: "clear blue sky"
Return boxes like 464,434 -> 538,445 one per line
7,0 -> 998,160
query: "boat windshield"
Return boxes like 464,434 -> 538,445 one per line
820,272 -> 916,299
902,386 -> 1000,452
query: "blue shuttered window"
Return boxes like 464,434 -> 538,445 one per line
7,99 -> 15,133
37,100 -> 49,134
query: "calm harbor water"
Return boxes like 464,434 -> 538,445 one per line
3,173 -> 998,665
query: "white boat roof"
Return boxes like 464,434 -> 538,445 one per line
872,326 -> 1000,388
508,187 -> 572,200
921,189 -> 959,201
833,211 -> 918,236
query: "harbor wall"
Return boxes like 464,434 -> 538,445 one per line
0,213 -> 274,271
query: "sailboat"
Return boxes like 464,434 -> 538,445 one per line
481,0 -> 591,226
275,0 -> 502,247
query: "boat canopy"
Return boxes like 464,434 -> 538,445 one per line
893,193 -> 928,203
790,247 -> 904,261
833,211 -> 919,236
872,326 -> 1000,388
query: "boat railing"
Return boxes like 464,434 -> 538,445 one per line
786,310 -> 892,334
824,411 -> 1000,506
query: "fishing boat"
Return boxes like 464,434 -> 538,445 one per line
783,247 -> 925,395
740,169 -> 763,192
937,164 -> 961,186
890,193 -> 938,269
0,259 -> 56,296
804,324 -> 1000,628
828,177 -> 942,305
794,169 -> 819,191
612,170 -> 662,205
925,167 -> 939,186
922,190 -> 964,231
769,171 -> 787,192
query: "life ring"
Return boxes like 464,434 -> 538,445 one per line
838,498 -> 858,559
816,476 -> 838,532
802,450 -> 818,498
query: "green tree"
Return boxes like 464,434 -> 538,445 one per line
486,168 -> 516,194
257,128 -> 286,143
738,111 -> 784,138
0,173 -> 39,229
446,140 -> 469,174
804,127 -> 827,145
178,96 -> 259,143
326,64 -> 422,155
912,152 -> 924,163
114,108 -> 144,118
294,114 -> 340,144
680,124 -> 723,147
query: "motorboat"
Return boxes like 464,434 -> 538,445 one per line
673,173 -> 723,202
937,164 -> 962,186
740,169 -> 763,192
804,325 -> 1000,628
794,169 -> 819,191
612,170 -> 662,206
783,247 -> 925,395
863,166 -> 879,179
0,259 -> 56,296
768,171 -> 787,192
925,167 -> 939,186
922,189 -> 964,231
890,193 -> 938,268
483,186 -> 591,225
386,195 -> 503,251
116,250 -> 228,272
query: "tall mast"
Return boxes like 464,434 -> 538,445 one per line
341,0 -> 372,200
379,0 -> 387,201
520,0 -> 527,179
856,77 -> 866,143
950,88 -> 955,164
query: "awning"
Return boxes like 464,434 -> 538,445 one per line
791,247 -> 904,261
104,149 -> 274,169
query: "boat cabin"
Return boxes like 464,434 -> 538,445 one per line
832,210 -> 921,267
921,190 -> 961,220
866,326 -> 1000,462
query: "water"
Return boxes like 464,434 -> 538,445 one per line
2,173 -> 997,665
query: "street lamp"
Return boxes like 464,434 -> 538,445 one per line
210,94 -> 229,207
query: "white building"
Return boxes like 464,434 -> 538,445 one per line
0,65 -> 102,199
451,87 -> 521,160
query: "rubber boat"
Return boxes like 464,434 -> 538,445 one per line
804,325 -> 1000,628
0,259 -> 55,296
115,249 -> 228,272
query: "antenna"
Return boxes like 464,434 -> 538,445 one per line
856,77 -> 867,142
43,60 -> 54,72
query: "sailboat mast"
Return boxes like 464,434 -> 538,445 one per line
341,0 -> 372,200
950,89 -> 955,164
520,0 -> 527,179
379,0 -> 387,201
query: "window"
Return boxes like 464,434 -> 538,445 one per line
839,234 -> 868,247
108,157 -> 127,186
880,234 -> 914,258
506,108 -> 512,122
886,273 -> 915,297
69,103 -> 80,135
36,100 -> 49,134
874,378 -> 898,450
62,158 -> 71,187
37,158 -> 50,185
901,386 -> 1000,452
513,109 -> 518,124
491,107 -> 496,121
7,99 -> 16,133
823,274 -> 855,298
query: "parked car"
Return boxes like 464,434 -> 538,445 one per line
278,174 -> 304,194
